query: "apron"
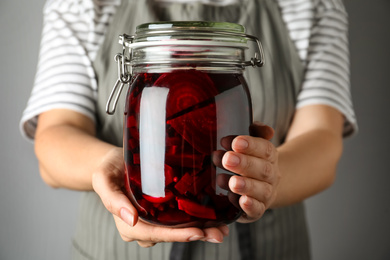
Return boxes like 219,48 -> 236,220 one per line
72,0 -> 310,259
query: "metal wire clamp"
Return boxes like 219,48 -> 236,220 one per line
106,35 -> 133,115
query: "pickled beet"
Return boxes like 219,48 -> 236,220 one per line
123,70 -> 252,227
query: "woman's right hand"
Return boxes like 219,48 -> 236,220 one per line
92,147 -> 229,247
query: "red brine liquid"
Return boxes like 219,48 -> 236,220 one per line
124,70 -> 252,227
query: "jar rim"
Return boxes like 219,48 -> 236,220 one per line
135,21 -> 245,34
123,21 -> 251,51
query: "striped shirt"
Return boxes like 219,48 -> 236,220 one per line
20,0 -> 357,139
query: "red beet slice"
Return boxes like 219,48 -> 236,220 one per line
157,208 -> 192,224
128,138 -> 138,151
165,131 -> 205,168
177,198 -> 217,220
128,127 -> 139,141
174,172 -> 194,195
142,190 -> 174,203
174,167 -> 214,195
165,152 -> 204,169
153,70 -> 218,118
167,103 -> 217,154
166,136 -> 182,146
193,167 -> 213,195
126,115 -> 137,128
133,153 -> 140,164
165,164 -> 175,185
154,71 -> 218,154
126,163 -> 141,188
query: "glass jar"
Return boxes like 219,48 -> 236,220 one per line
106,21 -> 264,228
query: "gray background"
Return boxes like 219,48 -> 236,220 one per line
1,0 -> 389,259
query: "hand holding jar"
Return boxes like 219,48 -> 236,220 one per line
221,122 -> 280,223
92,147 -> 230,248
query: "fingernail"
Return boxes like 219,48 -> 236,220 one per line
189,235 -> 204,241
220,225 -> 230,236
233,177 -> 245,190
234,138 -> 249,150
120,208 -> 135,227
224,153 -> 240,167
241,195 -> 252,207
207,238 -> 222,243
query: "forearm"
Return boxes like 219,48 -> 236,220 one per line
35,111 -> 117,190
272,128 -> 343,207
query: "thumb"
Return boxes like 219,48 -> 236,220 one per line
92,168 -> 139,227
249,121 -> 275,140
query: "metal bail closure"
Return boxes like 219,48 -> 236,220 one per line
106,35 -> 133,115
237,33 -> 264,67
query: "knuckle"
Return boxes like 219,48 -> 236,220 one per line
263,183 -> 273,200
266,141 -> 273,159
146,229 -> 160,243
247,200 -> 265,221
243,178 -> 252,192
255,202 -> 266,219
243,156 -> 253,173
260,202 -> 267,215
263,162 -> 272,179
120,233 -> 134,243
272,147 -> 279,162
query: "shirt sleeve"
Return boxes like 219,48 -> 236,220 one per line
20,0 -> 118,141
295,0 -> 358,137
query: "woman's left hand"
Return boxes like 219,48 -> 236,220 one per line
222,122 -> 280,223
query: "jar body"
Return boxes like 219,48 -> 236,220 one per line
123,67 -> 252,227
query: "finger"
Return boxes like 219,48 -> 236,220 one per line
92,171 -> 138,227
220,135 -> 237,150
229,175 -> 274,205
216,173 -> 232,191
146,225 -> 205,243
236,195 -> 266,223
114,215 -> 206,243
222,152 -> 275,183
212,150 -> 226,169
203,226 -> 226,243
137,241 -> 157,248
231,136 -> 277,163
138,222 -> 206,243
217,225 -> 230,237
249,122 -> 274,140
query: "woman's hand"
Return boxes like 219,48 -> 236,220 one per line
92,147 -> 229,247
222,122 -> 280,223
